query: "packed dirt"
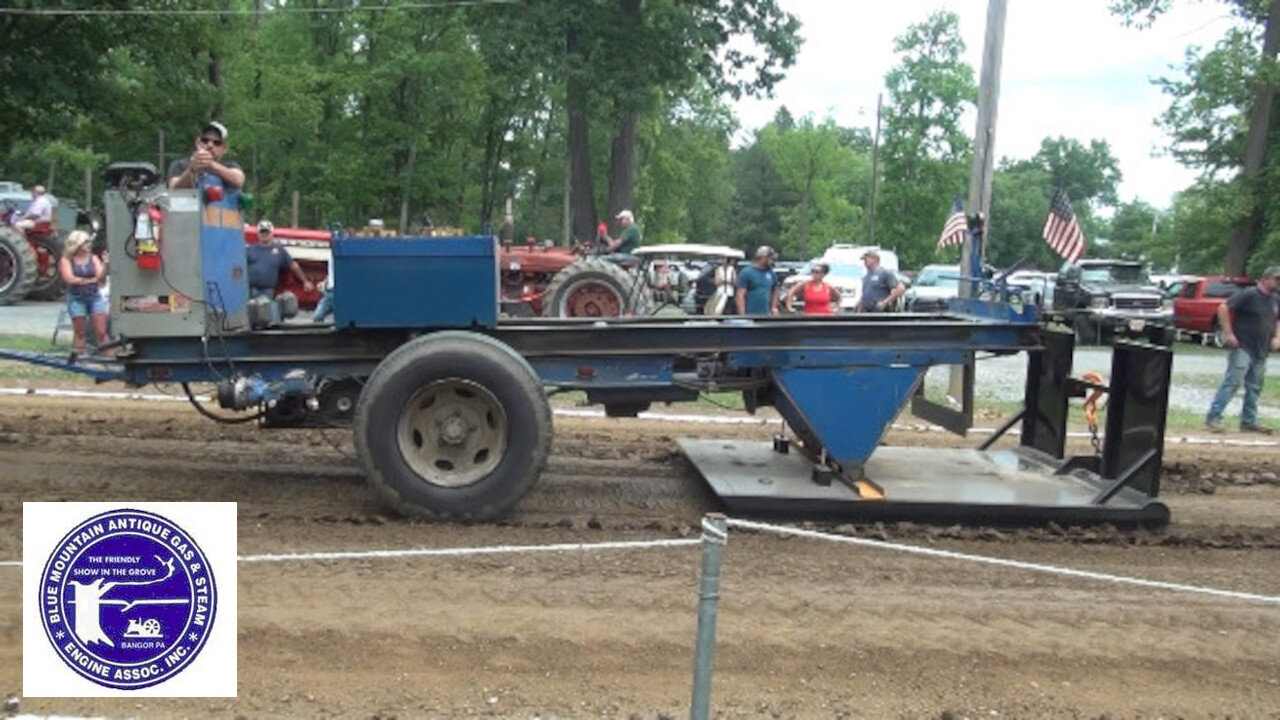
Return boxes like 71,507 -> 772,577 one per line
1,384 -> 1278,719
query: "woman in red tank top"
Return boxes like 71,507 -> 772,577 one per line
784,262 -> 841,315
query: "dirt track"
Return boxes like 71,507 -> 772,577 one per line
2,388 -> 1279,718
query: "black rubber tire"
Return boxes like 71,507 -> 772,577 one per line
0,227 -> 36,305
26,233 -> 66,301
1073,314 -> 1100,345
541,258 -> 654,318
354,331 -> 552,520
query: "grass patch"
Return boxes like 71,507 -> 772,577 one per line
0,333 -> 80,380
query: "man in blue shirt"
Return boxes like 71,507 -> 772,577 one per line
246,220 -> 314,299
735,246 -> 779,316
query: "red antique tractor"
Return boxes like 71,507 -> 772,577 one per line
0,200 -> 65,305
499,237 -> 653,318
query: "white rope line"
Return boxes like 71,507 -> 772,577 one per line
725,518 -> 1280,605
238,537 -> 700,564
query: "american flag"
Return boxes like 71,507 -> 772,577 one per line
936,199 -> 967,251
1043,188 -> 1086,263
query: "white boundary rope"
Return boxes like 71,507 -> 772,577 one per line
724,517 -> 1280,605
238,537 -> 700,564
7,518 -> 1278,606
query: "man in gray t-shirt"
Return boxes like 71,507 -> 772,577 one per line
1206,266 -> 1280,434
858,250 -> 906,312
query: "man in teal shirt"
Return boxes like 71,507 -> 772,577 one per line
605,209 -> 642,256
735,246 -> 779,316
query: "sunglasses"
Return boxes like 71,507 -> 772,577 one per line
198,136 -> 224,146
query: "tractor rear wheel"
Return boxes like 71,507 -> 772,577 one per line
354,331 -> 552,520
542,258 -> 653,318
26,233 -> 66,301
0,227 -> 36,305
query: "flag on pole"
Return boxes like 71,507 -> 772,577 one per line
1043,188 -> 1087,263
936,199 -> 967,251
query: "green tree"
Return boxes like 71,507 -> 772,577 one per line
758,116 -> 868,259
1114,0 -> 1280,275
877,10 -> 977,268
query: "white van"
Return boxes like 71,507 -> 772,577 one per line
821,244 -> 900,273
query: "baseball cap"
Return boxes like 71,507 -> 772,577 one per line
257,220 -> 274,234
616,209 -> 634,221
754,245 -> 776,259
1263,266 -> 1280,279
202,121 -> 229,142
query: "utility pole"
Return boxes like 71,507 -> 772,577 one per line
949,0 -> 1006,412
868,92 -> 882,245
963,0 -> 1006,286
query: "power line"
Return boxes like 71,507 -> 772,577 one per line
0,0 -> 517,16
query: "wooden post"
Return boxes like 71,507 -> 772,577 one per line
291,191 -> 300,228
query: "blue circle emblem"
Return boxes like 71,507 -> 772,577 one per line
39,508 -> 217,689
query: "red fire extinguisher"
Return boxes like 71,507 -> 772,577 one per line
135,204 -> 163,270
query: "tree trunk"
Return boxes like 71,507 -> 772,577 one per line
1226,0 -> 1280,275
607,109 -> 638,231
605,0 -> 643,232
566,24 -> 597,242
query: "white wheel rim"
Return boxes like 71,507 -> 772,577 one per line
396,379 -> 507,488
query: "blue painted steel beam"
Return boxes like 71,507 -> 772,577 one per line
0,348 -> 124,382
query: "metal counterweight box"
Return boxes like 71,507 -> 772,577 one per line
106,184 -> 249,338
332,235 -> 498,329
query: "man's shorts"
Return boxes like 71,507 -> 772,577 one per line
67,293 -> 109,319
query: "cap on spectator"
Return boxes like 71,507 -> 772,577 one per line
616,209 -> 634,221
203,121 -> 229,142
1263,266 -> 1280,279
754,245 -> 776,259
257,219 -> 274,234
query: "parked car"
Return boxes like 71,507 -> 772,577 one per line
1004,270 -> 1056,310
903,264 -> 960,312
1173,275 -> 1255,347
1051,259 -> 1174,345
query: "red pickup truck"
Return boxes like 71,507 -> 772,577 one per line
1172,275 -> 1254,346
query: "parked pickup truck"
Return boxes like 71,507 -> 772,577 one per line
1173,275 -> 1254,347
1051,259 -> 1174,345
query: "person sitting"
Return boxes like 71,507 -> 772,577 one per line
600,209 -> 642,262
312,271 -> 335,323
167,121 -> 245,190
247,220 -> 313,299
14,185 -> 52,233
58,230 -> 110,355
784,261 -> 841,315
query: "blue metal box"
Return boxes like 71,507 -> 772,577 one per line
332,235 -> 497,329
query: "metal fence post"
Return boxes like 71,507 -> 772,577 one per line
690,513 -> 728,720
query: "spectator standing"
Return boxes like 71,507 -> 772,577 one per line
167,121 -> 245,190
247,220 -> 314,299
735,246 -> 779,316
858,250 -> 905,312
704,255 -> 738,315
784,261 -> 840,315
14,185 -> 52,232
58,230 -> 110,354
1205,266 -> 1280,434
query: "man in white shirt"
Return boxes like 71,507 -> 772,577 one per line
14,185 -> 52,232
